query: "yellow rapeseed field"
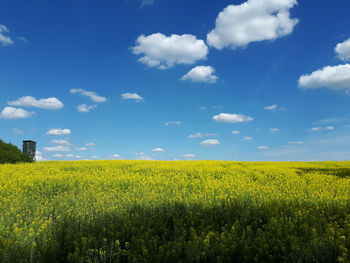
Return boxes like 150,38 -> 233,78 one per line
0,160 -> 350,262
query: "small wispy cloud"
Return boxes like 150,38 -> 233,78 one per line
188,132 -> 218,138
46,128 -> 71,136
164,121 -> 182,126
70,88 -> 107,103
76,104 -> 97,113
121,93 -> 144,102
201,139 -> 220,146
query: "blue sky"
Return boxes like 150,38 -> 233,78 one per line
1,0 -> 350,161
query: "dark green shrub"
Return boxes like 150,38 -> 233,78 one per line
0,139 -> 34,164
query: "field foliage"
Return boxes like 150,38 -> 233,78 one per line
0,161 -> 350,262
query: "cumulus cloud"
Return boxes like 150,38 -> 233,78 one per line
35,151 -> 45,161
0,24 -> 14,46
0,107 -> 34,119
243,136 -> 253,141
201,139 -> 221,146
70,88 -> 107,103
121,93 -> 144,102
188,132 -> 218,138
132,33 -> 208,69
43,146 -> 70,152
164,121 -> 182,126
207,0 -> 299,49
269,128 -> 280,132
8,96 -> 64,110
298,64 -> 350,90
51,139 -> 72,146
335,38 -> 350,61
112,154 -> 120,159
46,128 -> 71,136
181,66 -> 218,83
152,147 -> 165,152
76,104 -> 97,113
257,145 -> 270,150
213,113 -> 253,123
85,142 -> 95,146
75,147 -> 87,151
232,130 -> 240,135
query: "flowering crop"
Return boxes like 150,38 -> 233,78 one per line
0,160 -> 349,262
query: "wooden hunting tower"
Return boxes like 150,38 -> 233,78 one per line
22,140 -> 36,159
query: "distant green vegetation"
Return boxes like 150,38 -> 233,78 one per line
0,160 -> 350,262
0,139 -> 33,164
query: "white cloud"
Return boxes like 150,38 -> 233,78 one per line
164,121 -> 182,126
0,24 -> 14,46
70,88 -> 107,103
269,128 -> 280,132
213,113 -> 253,123
288,141 -> 304,145
66,154 -> 74,158
121,93 -> 144,102
201,139 -> 221,146
310,126 -> 335,131
243,136 -> 253,141
335,38 -> 350,61
188,132 -> 218,138
91,156 -> 98,159
181,66 -> 218,83
8,96 -> 64,110
75,147 -> 87,151
13,128 -> 24,135
53,154 -> 63,158
35,151 -> 45,161
76,104 -> 97,113
207,0 -> 299,49
298,64 -> 350,90
0,107 -> 34,119
152,147 -> 165,152
46,128 -> 71,136
232,130 -> 240,135
310,127 -> 322,131
85,142 -> 95,146
263,104 -> 287,110
257,145 -> 269,150
112,154 -> 120,159
43,146 -> 70,152
51,139 -> 72,146
75,155 -> 82,159
264,104 -> 278,110
132,33 -> 208,69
